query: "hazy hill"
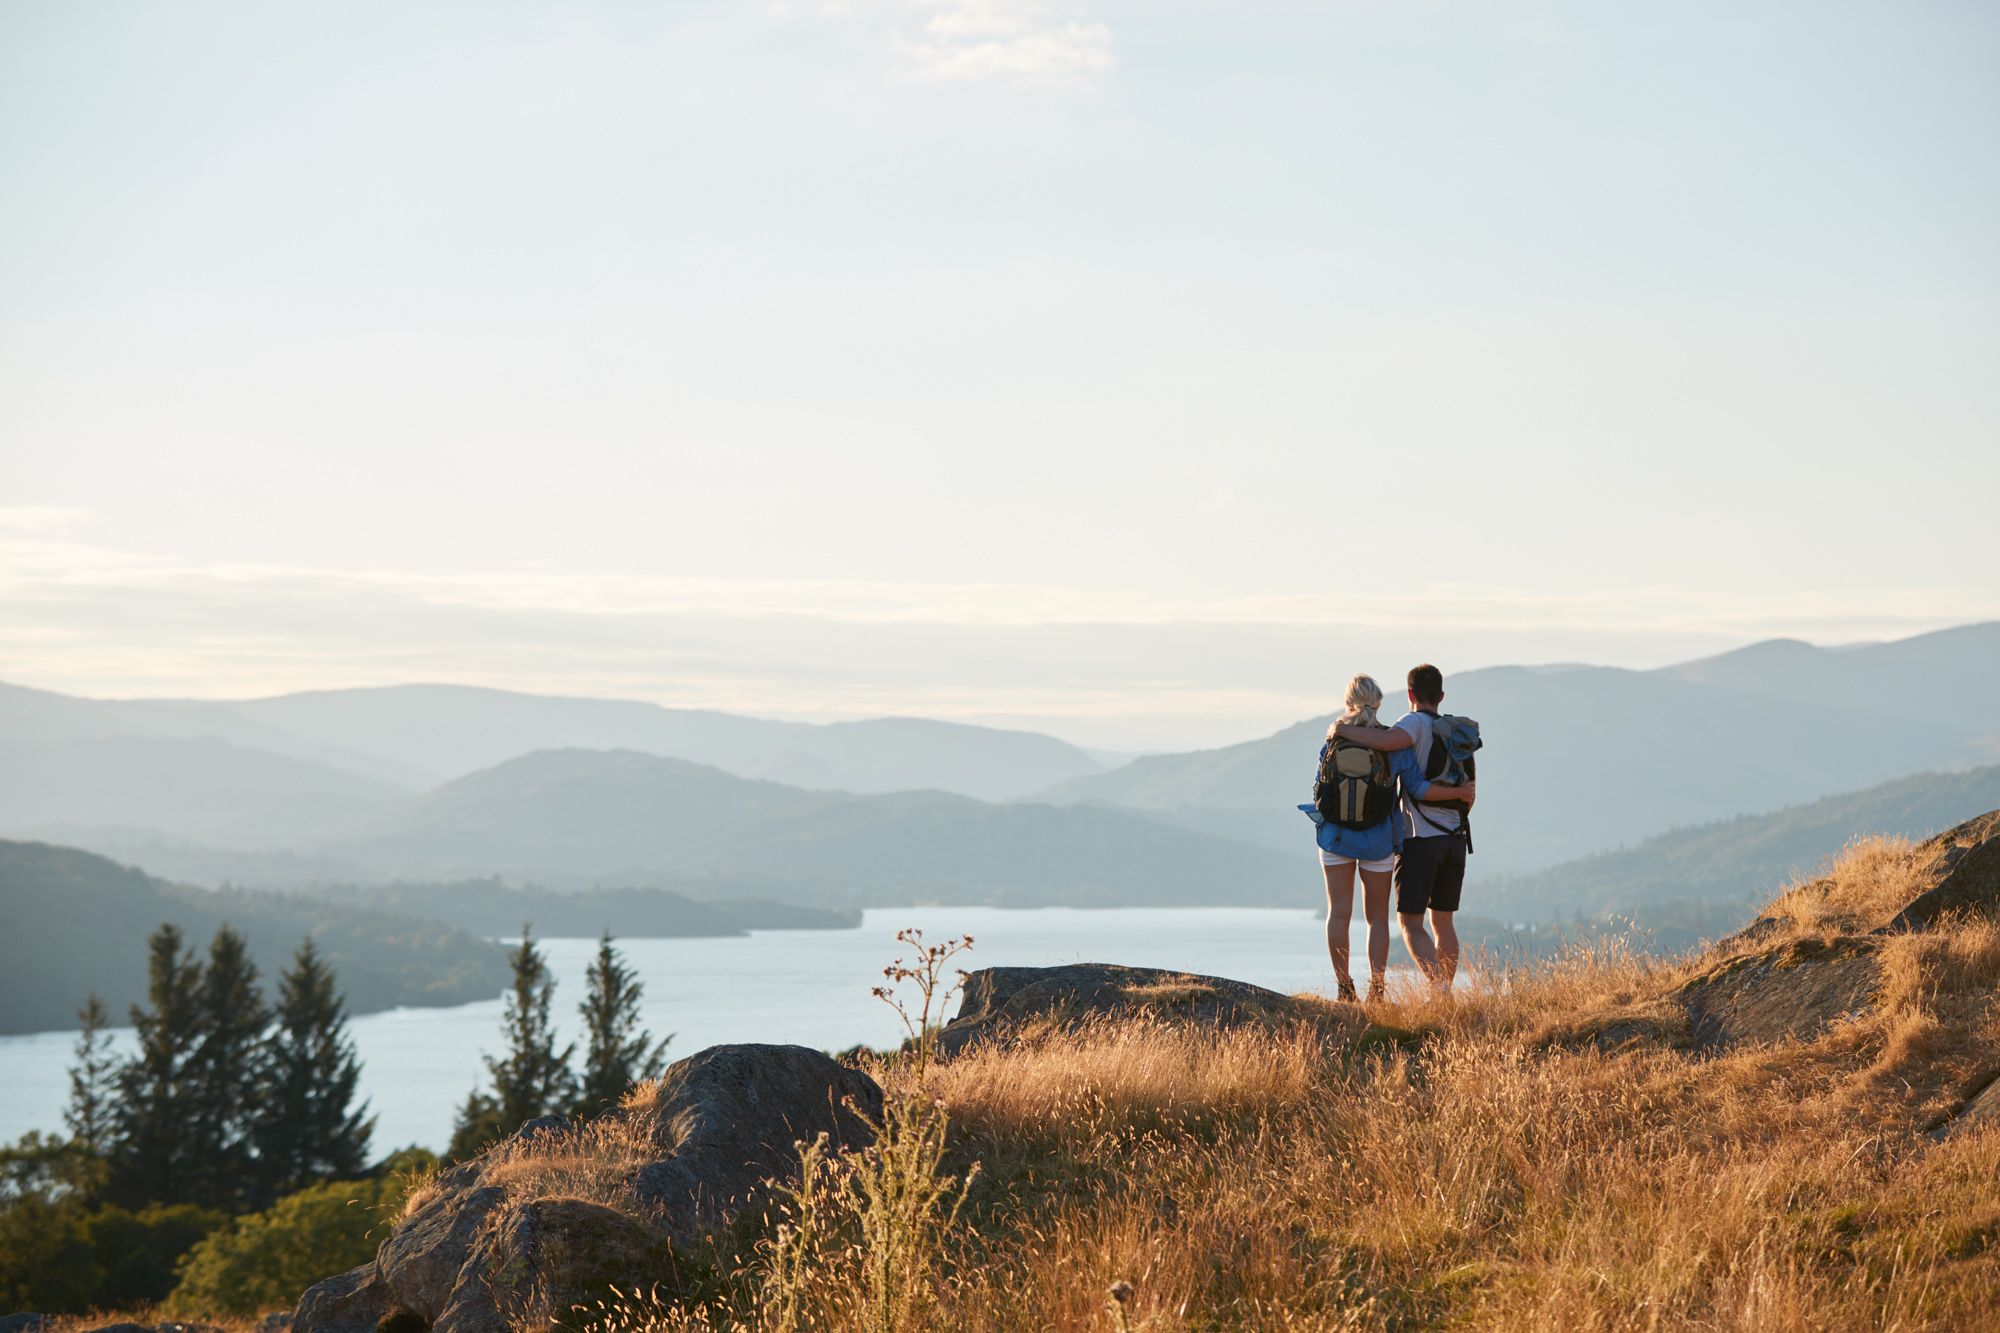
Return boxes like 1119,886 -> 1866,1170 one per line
1660,622 -> 2000,738
0,840 -> 510,1035
0,680 -> 1107,801
0,680 -> 433,787
240,687 -> 1110,800
0,734 -> 406,846
314,749 -> 1304,907
1484,763 -> 2000,922
1038,624 -> 1997,874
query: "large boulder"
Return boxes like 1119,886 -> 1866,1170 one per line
937,963 -> 1306,1057
293,1043 -> 879,1333
631,1043 -> 881,1229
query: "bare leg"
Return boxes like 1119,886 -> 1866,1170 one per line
1321,863 -> 1357,998
1360,867 -> 1393,998
1399,912 -> 1441,987
1433,910 -> 1459,990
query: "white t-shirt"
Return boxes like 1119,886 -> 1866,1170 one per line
1395,710 -> 1462,836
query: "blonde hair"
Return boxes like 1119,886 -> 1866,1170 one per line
1340,673 -> 1383,730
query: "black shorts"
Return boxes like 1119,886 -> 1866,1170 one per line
1396,834 -> 1467,916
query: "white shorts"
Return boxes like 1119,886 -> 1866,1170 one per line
1321,850 -> 1394,874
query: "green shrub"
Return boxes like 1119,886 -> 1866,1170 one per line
0,1194 -> 101,1310
167,1152 -> 435,1316
87,1203 -> 230,1307
0,1198 -> 227,1312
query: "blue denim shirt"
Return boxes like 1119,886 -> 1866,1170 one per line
1299,744 -> 1432,862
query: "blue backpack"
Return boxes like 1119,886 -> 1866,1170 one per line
1413,713 -> 1481,841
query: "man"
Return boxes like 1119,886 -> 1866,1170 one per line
1331,663 -> 1472,993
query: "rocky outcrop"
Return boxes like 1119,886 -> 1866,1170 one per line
292,1043 -> 880,1333
1730,810 -> 2000,945
1574,811 -> 2000,1056
1887,809 -> 2000,931
1672,936 -> 1879,1052
937,963 -> 1307,1057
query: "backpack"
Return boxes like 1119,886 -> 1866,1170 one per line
1413,712 -> 1481,829
1314,738 -> 1398,830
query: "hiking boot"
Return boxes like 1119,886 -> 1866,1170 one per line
1366,975 -> 1387,1004
1335,975 -> 1359,1004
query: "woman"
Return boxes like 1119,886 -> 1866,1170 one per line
1303,673 -> 1475,1003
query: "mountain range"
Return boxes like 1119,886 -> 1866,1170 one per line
0,680 -> 1108,801
31,749 -> 1307,908
3,621 -> 1994,901
1039,623 -> 2000,873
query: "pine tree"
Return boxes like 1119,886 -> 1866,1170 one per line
448,925 -> 577,1159
573,931 -> 670,1116
64,994 -> 118,1157
253,937 -> 375,1201
447,1090 -> 503,1162
108,923 -> 205,1205
185,924 -> 269,1209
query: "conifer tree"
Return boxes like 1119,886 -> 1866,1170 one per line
185,924 -> 269,1209
573,931 -> 670,1116
449,925 -> 576,1159
254,937 -> 374,1201
64,994 -> 118,1157
108,924 -> 205,1205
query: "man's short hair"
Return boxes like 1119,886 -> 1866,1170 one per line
1408,663 -> 1444,706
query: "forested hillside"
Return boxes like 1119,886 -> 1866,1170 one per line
0,842 -> 508,1034
1483,764 -> 2000,922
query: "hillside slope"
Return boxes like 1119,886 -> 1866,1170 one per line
0,734 -> 406,846
1485,763 -> 2000,921
284,810 -> 2000,1332
0,841 -> 509,1035
318,748 -> 1303,906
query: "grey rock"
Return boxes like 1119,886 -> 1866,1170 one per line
937,962 -> 1304,1057
290,1265 -> 394,1333
445,1198 -> 676,1329
0,1317 -> 50,1333
1935,1074 -> 2000,1142
512,1114 -> 571,1143
630,1043 -> 881,1235
1889,810 -> 2000,931
375,1183 -> 509,1320
1673,937 -> 1881,1053
294,1043 -> 881,1333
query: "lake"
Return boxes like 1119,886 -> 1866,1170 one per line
0,906 -> 1406,1153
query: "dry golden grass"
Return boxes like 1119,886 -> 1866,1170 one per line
1759,834 -> 1930,939
37,1315 -> 260,1333
477,1112 -> 662,1213
574,837 -> 2000,1332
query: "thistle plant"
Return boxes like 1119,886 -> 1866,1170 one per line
870,928 -> 974,1078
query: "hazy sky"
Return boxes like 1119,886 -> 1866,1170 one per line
4,1 -> 1997,749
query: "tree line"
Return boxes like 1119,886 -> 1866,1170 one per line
60,922 -> 374,1212
2,918 -> 672,1313
447,925 -> 671,1158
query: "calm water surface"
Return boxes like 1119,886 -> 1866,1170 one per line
1,906 -> 1406,1152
